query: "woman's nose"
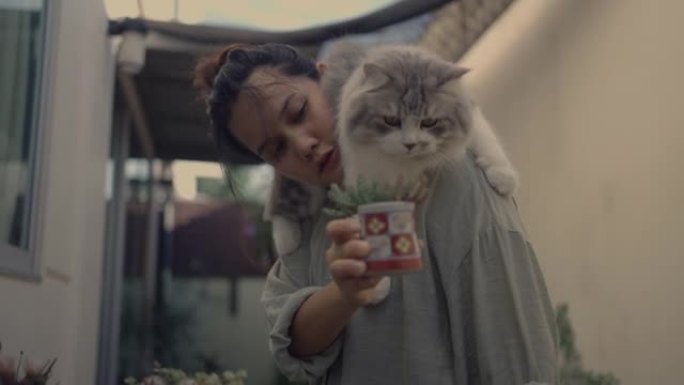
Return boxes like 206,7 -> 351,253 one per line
291,131 -> 319,161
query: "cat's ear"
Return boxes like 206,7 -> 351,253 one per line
362,63 -> 394,90
438,65 -> 470,86
363,63 -> 392,82
316,62 -> 328,76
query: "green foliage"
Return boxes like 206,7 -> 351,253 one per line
124,362 -> 247,385
323,176 -> 426,218
196,177 -> 233,200
556,304 -> 620,385
323,178 -> 393,218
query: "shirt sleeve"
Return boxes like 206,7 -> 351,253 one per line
260,219 -> 343,383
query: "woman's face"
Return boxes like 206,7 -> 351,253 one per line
229,67 -> 343,186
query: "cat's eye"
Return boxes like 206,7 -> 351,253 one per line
421,118 -> 438,128
383,116 -> 401,127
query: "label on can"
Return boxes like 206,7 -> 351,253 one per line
358,201 -> 423,274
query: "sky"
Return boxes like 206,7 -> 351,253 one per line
105,0 -> 396,31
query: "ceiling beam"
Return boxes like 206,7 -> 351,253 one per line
142,0 -> 452,47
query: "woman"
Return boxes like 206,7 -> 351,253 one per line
194,43 -> 557,385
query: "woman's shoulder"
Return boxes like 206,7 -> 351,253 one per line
426,153 -> 526,235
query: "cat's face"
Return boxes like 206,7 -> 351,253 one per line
342,47 -> 472,162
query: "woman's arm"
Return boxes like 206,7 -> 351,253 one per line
289,282 -> 358,356
262,215 -> 380,381
290,218 -> 382,356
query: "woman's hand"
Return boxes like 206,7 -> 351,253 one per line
325,218 -> 382,307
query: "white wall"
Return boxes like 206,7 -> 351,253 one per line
0,0 -> 114,383
460,1 -> 684,384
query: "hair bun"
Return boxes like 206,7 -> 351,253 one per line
193,43 -> 251,102
228,47 -> 251,64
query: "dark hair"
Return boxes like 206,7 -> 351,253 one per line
194,43 -> 320,165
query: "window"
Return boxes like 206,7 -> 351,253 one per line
0,0 -> 49,278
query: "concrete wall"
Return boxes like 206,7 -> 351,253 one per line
459,1 -> 684,384
0,0 -> 114,383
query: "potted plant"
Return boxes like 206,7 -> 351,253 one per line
324,177 -> 429,275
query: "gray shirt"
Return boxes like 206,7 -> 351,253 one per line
261,154 -> 558,385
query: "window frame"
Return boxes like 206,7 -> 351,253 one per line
0,0 -> 59,280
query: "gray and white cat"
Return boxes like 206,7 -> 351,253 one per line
322,43 -> 518,196
317,43 -> 518,304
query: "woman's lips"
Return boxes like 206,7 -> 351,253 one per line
320,147 -> 340,174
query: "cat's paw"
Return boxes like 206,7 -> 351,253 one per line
368,276 -> 391,305
484,166 -> 519,196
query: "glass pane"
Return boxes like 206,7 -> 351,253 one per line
0,0 -> 45,248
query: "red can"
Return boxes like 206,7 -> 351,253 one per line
358,201 -> 423,274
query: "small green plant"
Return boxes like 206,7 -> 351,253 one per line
324,176 -> 428,218
556,304 -> 620,385
324,179 -> 393,218
124,362 -> 246,385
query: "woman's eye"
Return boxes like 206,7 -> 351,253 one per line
421,118 -> 438,128
383,116 -> 401,127
294,101 -> 308,123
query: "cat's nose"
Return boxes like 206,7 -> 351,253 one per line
403,142 -> 417,151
